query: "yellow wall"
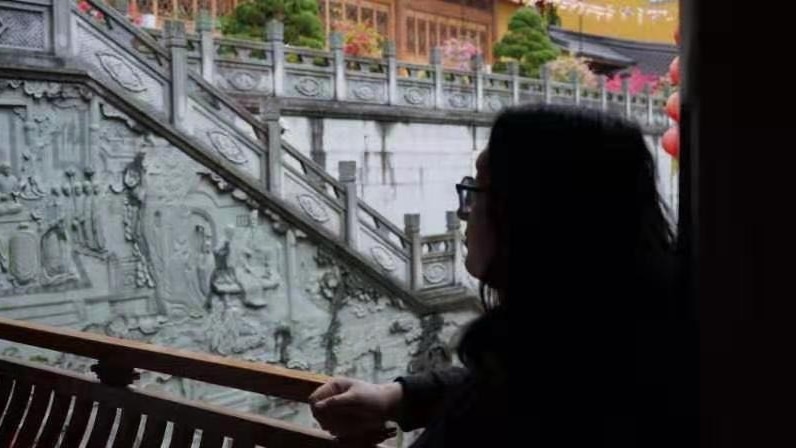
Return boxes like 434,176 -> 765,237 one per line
495,1 -> 519,42
499,0 -> 678,44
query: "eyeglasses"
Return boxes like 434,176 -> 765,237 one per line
456,176 -> 486,221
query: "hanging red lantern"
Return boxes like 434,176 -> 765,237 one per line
666,92 -> 680,122
674,27 -> 680,45
662,126 -> 680,159
669,57 -> 680,86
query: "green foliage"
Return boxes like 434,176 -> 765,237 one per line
221,0 -> 325,49
493,7 -> 559,77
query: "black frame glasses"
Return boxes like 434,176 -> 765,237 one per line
456,176 -> 486,221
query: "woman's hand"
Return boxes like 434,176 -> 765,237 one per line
309,378 -> 403,443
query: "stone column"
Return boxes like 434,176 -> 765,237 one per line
53,0 -> 74,58
509,60 -> 520,106
404,214 -> 422,291
623,77 -> 632,118
384,41 -> 398,105
446,211 -> 461,287
266,20 -> 285,97
339,161 -> 358,249
542,65 -> 552,104
331,32 -> 346,101
261,99 -> 282,195
645,85 -> 654,126
474,55 -> 485,112
197,9 -> 215,84
600,75 -> 608,111
431,47 -> 444,109
165,20 -> 188,131
572,71 -> 581,106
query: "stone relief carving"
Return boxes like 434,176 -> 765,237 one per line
370,246 -> 397,272
486,95 -> 504,112
296,193 -> 330,223
423,263 -> 448,285
352,84 -> 379,102
448,92 -> 470,109
228,71 -> 258,91
96,52 -> 148,93
403,87 -> 427,105
295,77 -> 322,97
207,131 -> 248,165
0,10 -> 46,50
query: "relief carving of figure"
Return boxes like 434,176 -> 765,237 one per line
119,153 -> 155,288
0,163 -> 22,216
177,223 -> 215,318
238,247 -> 281,308
40,202 -> 79,287
208,225 -> 242,300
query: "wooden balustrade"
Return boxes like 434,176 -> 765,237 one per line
0,316 -> 367,448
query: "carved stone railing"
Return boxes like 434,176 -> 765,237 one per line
0,316 -> 370,447
1,0 -> 473,301
144,15 -> 669,128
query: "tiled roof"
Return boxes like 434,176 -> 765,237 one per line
549,26 -> 678,76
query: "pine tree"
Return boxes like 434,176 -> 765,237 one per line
493,8 -> 559,77
221,0 -> 325,49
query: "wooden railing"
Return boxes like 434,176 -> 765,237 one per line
0,316 -> 365,447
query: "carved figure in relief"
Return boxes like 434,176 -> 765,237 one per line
8,223 -> 39,286
119,153 -> 155,288
208,225 -> 243,300
0,163 -> 22,216
238,247 -> 281,308
39,202 -> 79,287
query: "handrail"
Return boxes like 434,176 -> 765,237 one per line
0,316 -> 327,403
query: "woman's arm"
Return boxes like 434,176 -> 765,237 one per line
394,367 -> 470,431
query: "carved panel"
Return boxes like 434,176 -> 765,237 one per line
0,8 -> 46,50
370,246 -> 396,272
207,131 -> 248,165
402,87 -> 429,106
349,82 -> 386,103
446,92 -> 473,109
297,194 -> 330,223
96,53 -> 148,93
285,74 -> 333,100
423,263 -> 449,285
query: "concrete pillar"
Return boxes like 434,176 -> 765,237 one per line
645,85 -> 654,126
623,77 -> 632,118
165,20 -> 188,131
404,214 -> 422,291
571,72 -> 581,106
330,31 -> 346,101
384,41 -> 398,105
266,20 -> 285,97
509,60 -> 520,106
474,54 -> 485,112
261,99 -> 282,195
431,47 -> 444,109
339,161 -> 358,249
197,9 -> 215,84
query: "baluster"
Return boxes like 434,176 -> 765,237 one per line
600,75 -> 608,111
53,0 -> 73,58
384,41 -> 398,105
165,20 -> 189,131
405,214 -> 422,291
446,211 -> 460,287
572,71 -> 581,106
542,65 -> 552,104
340,161 -> 358,249
267,20 -> 285,97
645,85 -> 654,126
262,99 -> 282,196
509,60 -> 520,106
474,54 -> 484,112
197,9 -> 215,83
623,77 -> 632,118
331,32 -> 346,101
431,47 -> 443,109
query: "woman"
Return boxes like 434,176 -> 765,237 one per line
310,105 -> 693,447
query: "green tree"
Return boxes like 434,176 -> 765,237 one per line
221,0 -> 325,49
493,8 -> 559,77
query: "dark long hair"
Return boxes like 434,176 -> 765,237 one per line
459,104 -> 677,370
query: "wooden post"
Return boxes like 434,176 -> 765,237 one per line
330,31 -> 346,101
197,9 -> 215,84
384,41 -> 398,105
474,54 -> 485,112
446,211 -> 460,286
261,99 -> 282,195
404,214 -> 422,291
509,60 -> 520,106
339,161 -> 359,249
165,20 -> 188,131
430,47 -> 443,109
266,20 -> 285,97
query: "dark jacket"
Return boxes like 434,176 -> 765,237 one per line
394,258 -> 694,448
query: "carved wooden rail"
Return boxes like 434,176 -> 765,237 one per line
0,316 -> 362,447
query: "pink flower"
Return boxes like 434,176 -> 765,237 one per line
78,1 -> 91,13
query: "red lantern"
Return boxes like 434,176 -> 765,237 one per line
669,57 -> 680,86
674,27 -> 680,45
662,127 -> 680,159
666,92 -> 680,122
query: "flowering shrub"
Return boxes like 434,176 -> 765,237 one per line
546,55 -> 598,88
77,0 -> 105,21
441,37 -> 481,71
332,20 -> 383,58
605,68 -> 661,94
